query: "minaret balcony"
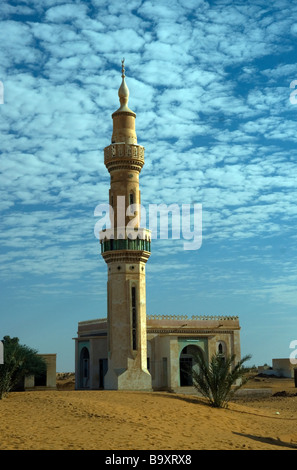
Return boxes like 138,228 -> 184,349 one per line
100,227 -> 151,254
104,143 -> 145,170
100,237 -> 151,254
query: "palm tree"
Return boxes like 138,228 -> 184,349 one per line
191,350 -> 252,408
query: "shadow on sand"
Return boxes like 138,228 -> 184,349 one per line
232,432 -> 297,450
152,391 -> 207,406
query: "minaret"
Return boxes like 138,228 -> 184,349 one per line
100,60 -> 152,390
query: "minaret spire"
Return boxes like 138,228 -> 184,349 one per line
111,60 -> 136,144
116,58 -> 132,113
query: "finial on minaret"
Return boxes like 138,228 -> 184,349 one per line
117,58 -> 132,112
121,58 -> 125,78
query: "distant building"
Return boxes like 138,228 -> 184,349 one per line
259,359 -> 295,378
24,354 -> 57,390
74,62 -> 242,391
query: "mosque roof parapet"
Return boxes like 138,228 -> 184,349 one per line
147,314 -> 239,321
148,314 -> 188,321
78,315 -> 239,325
76,314 -> 240,339
191,315 -> 239,321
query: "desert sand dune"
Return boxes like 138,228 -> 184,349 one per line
0,377 -> 296,450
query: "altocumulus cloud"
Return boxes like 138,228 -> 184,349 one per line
1,0 -> 297,324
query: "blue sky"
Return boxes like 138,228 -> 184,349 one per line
1,0 -> 297,371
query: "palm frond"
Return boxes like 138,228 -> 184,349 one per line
191,351 -> 252,408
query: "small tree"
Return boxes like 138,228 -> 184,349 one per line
191,350 -> 252,408
0,336 -> 46,399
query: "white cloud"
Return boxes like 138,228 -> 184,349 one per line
1,1 -> 297,369
45,3 -> 89,23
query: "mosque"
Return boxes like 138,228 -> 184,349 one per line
74,62 -> 241,392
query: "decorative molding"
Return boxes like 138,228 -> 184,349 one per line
102,250 -> 150,264
104,143 -> 145,170
111,110 -> 136,119
100,227 -> 151,241
147,329 -> 235,335
106,162 -> 144,173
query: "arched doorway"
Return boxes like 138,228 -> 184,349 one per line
80,347 -> 90,388
179,345 -> 202,386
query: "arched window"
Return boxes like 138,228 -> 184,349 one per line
217,341 -> 226,361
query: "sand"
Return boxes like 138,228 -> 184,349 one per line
0,376 -> 296,450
